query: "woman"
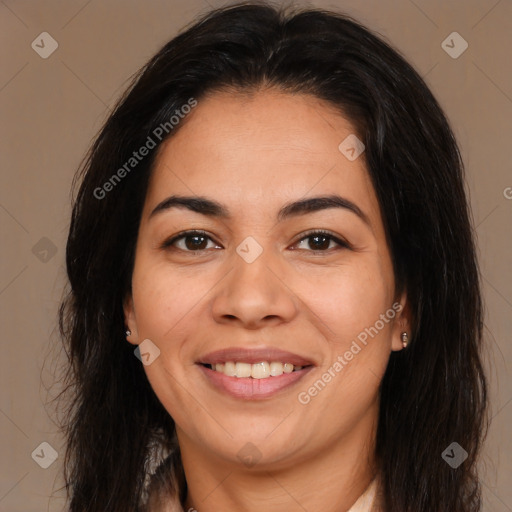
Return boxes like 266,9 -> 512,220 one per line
57,2 -> 488,511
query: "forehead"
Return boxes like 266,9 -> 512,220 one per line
144,89 -> 381,226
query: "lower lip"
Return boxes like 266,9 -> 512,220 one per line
197,364 -> 313,400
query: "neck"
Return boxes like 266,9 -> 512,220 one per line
179,405 -> 379,512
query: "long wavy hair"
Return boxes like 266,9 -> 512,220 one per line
56,1 -> 488,510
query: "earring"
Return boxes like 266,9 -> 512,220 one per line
401,332 -> 409,349
126,329 -> 131,337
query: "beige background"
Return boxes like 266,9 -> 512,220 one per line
0,0 -> 510,510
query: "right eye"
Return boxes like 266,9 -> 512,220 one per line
160,230 -> 222,253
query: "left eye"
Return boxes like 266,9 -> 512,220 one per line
293,230 -> 349,252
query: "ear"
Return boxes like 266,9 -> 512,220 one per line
390,291 -> 412,352
123,293 -> 140,346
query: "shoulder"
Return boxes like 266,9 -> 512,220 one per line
347,475 -> 383,512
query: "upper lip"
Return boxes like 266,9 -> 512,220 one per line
198,347 -> 315,367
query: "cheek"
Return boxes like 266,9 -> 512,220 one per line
297,258 -> 393,343
131,258 -> 211,344
298,257 -> 394,402
130,260 -> 205,423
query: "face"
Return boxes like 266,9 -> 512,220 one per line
124,89 -> 409,470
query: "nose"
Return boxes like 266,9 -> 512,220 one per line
211,245 -> 298,330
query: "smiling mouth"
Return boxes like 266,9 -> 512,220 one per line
201,361 -> 310,379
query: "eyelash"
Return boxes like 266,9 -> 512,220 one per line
160,229 -> 350,254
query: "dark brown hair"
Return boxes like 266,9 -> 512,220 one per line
56,2 -> 488,510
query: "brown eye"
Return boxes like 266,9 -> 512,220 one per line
182,234 -> 209,250
293,230 -> 350,252
161,230 -> 220,252
306,233 -> 331,251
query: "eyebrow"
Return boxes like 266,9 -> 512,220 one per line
149,194 -> 371,226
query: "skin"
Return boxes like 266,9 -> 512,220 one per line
124,89 -> 411,512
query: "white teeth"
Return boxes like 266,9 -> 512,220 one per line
209,361 -> 306,378
269,362 -> 284,376
235,362 -> 252,378
251,361 -> 270,379
224,362 -> 236,377
283,363 -> 294,374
